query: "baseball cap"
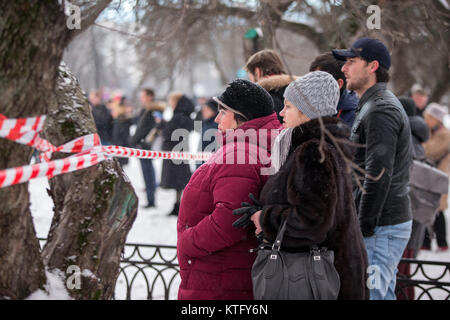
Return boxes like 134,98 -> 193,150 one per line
332,37 -> 391,70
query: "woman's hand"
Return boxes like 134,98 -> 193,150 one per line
250,210 -> 262,235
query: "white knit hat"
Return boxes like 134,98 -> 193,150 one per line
283,71 -> 340,120
424,103 -> 448,121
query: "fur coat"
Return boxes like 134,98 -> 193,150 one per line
259,117 -> 369,300
423,124 -> 450,210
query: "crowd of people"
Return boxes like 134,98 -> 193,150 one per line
88,36 -> 449,300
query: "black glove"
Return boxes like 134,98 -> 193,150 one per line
232,193 -> 262,228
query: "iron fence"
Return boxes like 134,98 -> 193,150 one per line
114,242 -> 180,300
39,239 -> 450,300
395,258 -> 450,300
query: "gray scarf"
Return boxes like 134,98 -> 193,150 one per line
271,127 -> 295,173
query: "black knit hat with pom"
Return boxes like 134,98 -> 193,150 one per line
216,79 -> 274,121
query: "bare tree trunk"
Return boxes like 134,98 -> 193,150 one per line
41,64 -> 138,300
1,0 -> 119,300
0,1 -> 70,299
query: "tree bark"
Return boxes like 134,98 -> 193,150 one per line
40,64 -> 138,300
0,0 -> 126,300
0,1 -> 70,300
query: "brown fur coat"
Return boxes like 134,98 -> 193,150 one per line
259,117 -> 369,300
423,125 -> 450,210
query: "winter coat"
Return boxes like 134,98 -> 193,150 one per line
337,90 -> 357,128
129,102 -> 165,150
409,116 -> 429,161
177,113 -> 281,300
160,95 -> 195,190
259,117 -> 369,300
405,115 -> 430,251
91,104 -> 113,144
112,114 -> 132,166
258,74 -> 297,124
423,124 -> 450,211
351,83 -> 413,237
200,117 -> 218,152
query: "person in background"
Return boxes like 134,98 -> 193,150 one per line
89,89 -> 113,145
410,84 -> 429,118
309,52 -> 358,128
129,88 -> 165,208
159,92 -> 195,216
196,98 -> 219,169
422,103 -> 450,252
177,79 -> 280,300
111,95 -> 133,167
244,49 -> 297,124
333,37 -> 413,300
395,96 -> 430,300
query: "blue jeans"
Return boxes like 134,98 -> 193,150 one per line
364,220 -> 412,300
140,158 -> 156,206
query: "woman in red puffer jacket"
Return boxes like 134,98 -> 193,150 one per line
177,79 -> 281,300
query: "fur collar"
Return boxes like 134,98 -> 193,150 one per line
257,74 -> 298,92
144,101 -> 166,112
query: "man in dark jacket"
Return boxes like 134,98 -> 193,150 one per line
129,88 -> 164,208
333,37 -> 413,300
244,49 -> 296,124
89,90 -> 113,145
309,52 -> 358,127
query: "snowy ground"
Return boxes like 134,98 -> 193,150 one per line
29,150 -> 450,300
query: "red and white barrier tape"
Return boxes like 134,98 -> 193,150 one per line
0,114 -> 212,188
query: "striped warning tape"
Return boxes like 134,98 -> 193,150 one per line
0,114 -> 212,188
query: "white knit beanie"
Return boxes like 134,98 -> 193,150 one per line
283,71 -> 340,120
424,103 -> 448,122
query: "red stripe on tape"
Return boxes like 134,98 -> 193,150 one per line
46,161 -> 56,178
62,157 -> 71,173
30,163 -> 41,180
12,166 -> 23,185
76,156 -> 85,171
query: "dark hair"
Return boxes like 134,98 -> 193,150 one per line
244,49 -> 286,77
362,58 -> 390,83
218,106 -> 246,125
309,52 -> 346,94
141,88 -> 155,97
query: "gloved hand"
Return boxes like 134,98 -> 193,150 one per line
232,193 -> 262,228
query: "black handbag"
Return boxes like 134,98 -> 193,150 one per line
251,218 -> 340,300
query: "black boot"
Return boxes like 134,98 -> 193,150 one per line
168,202 -> 180,216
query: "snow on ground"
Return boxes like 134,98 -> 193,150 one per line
26,268 -> 72,300
29,149 -> 450,300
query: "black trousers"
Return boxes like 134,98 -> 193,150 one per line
423,211 -> 448,248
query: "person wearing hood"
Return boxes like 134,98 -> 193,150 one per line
250,71 -> 369,299
176,79 -> 281,300
398,97 -> 429,160
309,52 -> 357,128
159,92 -> 195,216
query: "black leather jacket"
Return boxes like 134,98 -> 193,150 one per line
351,83 -> 413,237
